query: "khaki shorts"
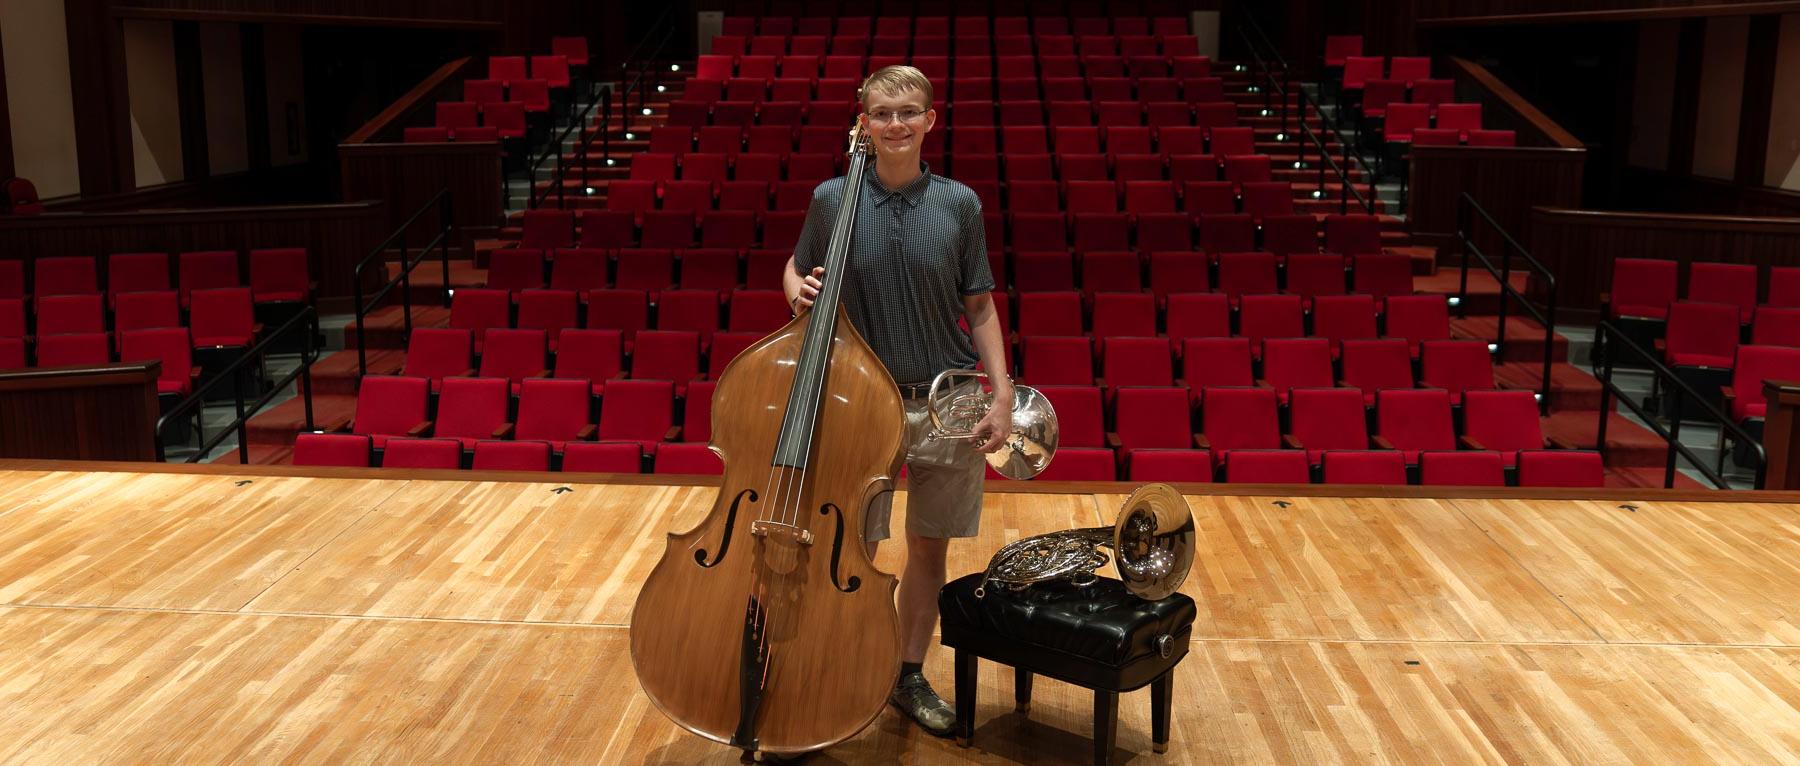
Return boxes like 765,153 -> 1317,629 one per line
864,384 -> 988,543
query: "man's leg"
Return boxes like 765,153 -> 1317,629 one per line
897,532 -> 949,662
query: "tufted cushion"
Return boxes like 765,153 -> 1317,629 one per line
939,573 -> 1197,669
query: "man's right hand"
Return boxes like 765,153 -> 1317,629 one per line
795,266 -> 826,309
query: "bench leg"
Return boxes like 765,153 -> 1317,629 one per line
1014,666 -> 1033,713
1151,671 -> 1173,754
1094,689 -> 1118,765
955,649 -> 978,747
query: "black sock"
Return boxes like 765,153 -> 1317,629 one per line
901,661 -> 923,676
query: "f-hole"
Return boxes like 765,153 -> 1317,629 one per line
820,503 -> 861,593
696,488 -> 757,567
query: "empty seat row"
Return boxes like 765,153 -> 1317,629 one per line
686,74 -> 1230,105
0,326 -> 200,398
645,123 -> 1254,159
719,14 -> 1187,38
0,249 -> 311,307
696,47 -> 1202,80
320,375 -> 691,458
401,326 -> 759,398
0,288 -> 256,351
433,102 -> 526,139
1019,336 -> 1491,404
450,286 -> 785,353
666,96 -> 1239,128
1606,258 -> 1800,323
1024,445 -> 1600,486
294,433 -> 723,475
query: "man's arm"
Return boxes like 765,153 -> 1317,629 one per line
963,291 -> 1014,453
783,256 -> 824,313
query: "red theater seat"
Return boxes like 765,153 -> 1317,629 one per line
1321,450 -> 1407,485
383,438 -> 464,469
1225,450 -> 1310,484
561,442 -> 642,473
1289,387 -> 1371,464
656,443 -> 725,474
347,376 -> 432,449
292,433 -> 373,468
1418,450 -> 1506,487
597,379 -> 677,452
555,328 -> 624,396
400,328 -> 474,392
249,248 -> 311,304
1515,450 -> 1604,488
1459,390 -> 1551,466
473,440 -> 554,472
1375,388 -> 1455,464
1605,258 -> 1678,321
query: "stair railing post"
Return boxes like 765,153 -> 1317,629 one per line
302,311 -> 317,432
400,238 -> 413,341
233,370 -> 249,464
441,193 -> 454,308
1596,327 -> 1613,463
1665,391 -> 1684,489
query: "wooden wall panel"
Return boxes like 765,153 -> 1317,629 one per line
1416,0 -> 1800,25
110,0 -> 505,29
1408,147 -> 1587,245
1528,206 -> 1800,318
339,143 -> 501,244
0,363 -> 162,461
0,202 -> 386,301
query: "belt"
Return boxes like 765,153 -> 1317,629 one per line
897,381 -> 935,400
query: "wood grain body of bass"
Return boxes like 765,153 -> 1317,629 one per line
630,304 -> 906,755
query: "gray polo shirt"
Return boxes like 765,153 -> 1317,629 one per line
793,162 -> 993,385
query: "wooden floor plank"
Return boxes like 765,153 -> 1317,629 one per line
247,482 -> 1099,624
1093,493 -> 1598,643
0,473 -> 400,611
1,606 -> 1797,764
1453,498 -> 1800,646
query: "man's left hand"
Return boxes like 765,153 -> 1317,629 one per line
972,396 -> 1014,454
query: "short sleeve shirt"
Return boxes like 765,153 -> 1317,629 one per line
792,162 -> 993,384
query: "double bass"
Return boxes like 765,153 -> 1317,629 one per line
630,125 -> 904,756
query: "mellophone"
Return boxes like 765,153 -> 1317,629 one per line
627,118 -> 1192,759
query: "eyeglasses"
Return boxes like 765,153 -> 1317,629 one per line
865,108 -> 927,125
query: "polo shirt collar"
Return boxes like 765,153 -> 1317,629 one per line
867,161 -> 932,207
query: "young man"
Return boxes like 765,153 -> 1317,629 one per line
783,65 -> 1013,738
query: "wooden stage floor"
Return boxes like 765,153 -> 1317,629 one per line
0,463 -> 1797,764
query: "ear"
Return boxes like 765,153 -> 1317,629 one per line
921,107 -> 938,133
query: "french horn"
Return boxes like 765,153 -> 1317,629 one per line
975,483 -> 1194,600
925,368 -> 1058,480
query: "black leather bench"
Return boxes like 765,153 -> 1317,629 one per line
938,572 -> 1198,764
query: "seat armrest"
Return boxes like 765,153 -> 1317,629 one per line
575,424 -> 597,441
1719,385 -> 1736,404
459,368 -> 477,378
408,420 -> 434,437
1093,376 -> 1106,388
251,323 -> 265,336
491,422 -> 515,439
1281,434 -> 1303,449
533,369 -> 551,379
1458,435 -> 1486,451
1194,434 -> 1211,450
1106,433 -> 1122,449
1371,435 -> 1395,450
317,415 -> 353,433
1547,435 -> 1580,450
664,425 -> 683,441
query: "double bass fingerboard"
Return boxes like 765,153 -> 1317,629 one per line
771,143 -> 872,470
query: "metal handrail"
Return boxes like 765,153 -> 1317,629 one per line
616,18 -> 677,141
1234,23 -> 1375,215
530,88 -> 611,209
353,190 -> 454,377
154,305 -> 320,464
1592,321 -> 1766,489
1454,193 -> 1557,412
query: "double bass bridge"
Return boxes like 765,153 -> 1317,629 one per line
749,520 -> 815,546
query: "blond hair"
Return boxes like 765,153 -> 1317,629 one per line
858,65 -> 933,108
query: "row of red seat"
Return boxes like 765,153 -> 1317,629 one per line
410,43 -> 586,144
0,249 -> 311,307
294,432 -> 723,475
698,46 -> 1203,80
642,123 -> 1258,161
480,247 -> 1416,316
1038,445 -> 1599,486
1606,258 -> 1800,322
320,375 -> 690,455
719,13 -> 1187,38
0,327 -> 197,397
666,96 -> 1247,129
1,287 -> 258,351
680,78 -> 1238,113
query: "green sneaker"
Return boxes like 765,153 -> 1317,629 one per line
888,671 -> 957,737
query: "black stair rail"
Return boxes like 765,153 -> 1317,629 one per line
1591,321 -> 1766,489
1453,193 -> 1557,413
1234,20 -> 1376,215
529,88 -> 611,210
153,305 -> 321,464
615,7 -> 678,147
352,189 -> 454,378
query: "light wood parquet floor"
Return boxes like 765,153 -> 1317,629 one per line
0,467 -> 1796,764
